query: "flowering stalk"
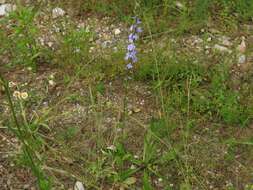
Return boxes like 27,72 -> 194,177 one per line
125,17 -> 142,69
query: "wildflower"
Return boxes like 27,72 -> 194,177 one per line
8,81 -> 16,88
20,92 -> 28,100
49,74 -> 55,79
13,91 -> 21,98
125,17 -> 142,69
126,63 -> 133,69
127,43 -> 136,51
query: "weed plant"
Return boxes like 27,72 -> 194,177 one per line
0,75 -> 51,189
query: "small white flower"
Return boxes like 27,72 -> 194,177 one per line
8,81 -> 16,88
49,74 -> 55,79
13,91 -> 21,98
20,92 -> 28,100
52,7 -> 65,18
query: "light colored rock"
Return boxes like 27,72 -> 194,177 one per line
237,36 -> 246,53
52,7 -> 65,18
0,4 -> 16,16
48,80 -> 56,86
219,36 -> 232,46
47,42 -> 53,48
175,1 -> 185,9
74,181 -> 85,190
114,28 -> 121,35
238,54 -> 246,64
213,44 -> 232,54
0,0 -> 6,4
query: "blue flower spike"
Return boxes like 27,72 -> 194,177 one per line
125,17 -> 142,69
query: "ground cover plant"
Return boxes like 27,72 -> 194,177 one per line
0,0 -> 253,190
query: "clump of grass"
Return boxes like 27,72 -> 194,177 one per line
0,76 -> 51,189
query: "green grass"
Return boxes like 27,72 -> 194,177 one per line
0,1 -> 253,190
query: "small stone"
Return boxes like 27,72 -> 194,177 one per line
23,184 -> 30,189
114,28 -> 121,35
207,37 -> 212,42
47,42 -> 53,48
106,145 -> 116,151
175,1 -> 185,9
74,181 -> 85,190
237,36 -> 246,53
219,36 -> 232,46
0,4 -> 16,16
133,108 -> 141,113
213,44 -> 232,54
238,54 -> 246,64
48,80 -> 56,86
52,7 -> 65,18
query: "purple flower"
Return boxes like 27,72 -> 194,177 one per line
136,27 -> 142,33
127,43 -> 136,51
125,17 -> 142,69
136,18 -> 141,25
125,51 -> 137,62
128,33 -> 138,42
126,63 -> 133,69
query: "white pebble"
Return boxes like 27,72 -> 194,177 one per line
0,3 -> 16,16
74,181 -> 85,190
238,54 -> 246,64
114,28 -> 121,35
52,7 -> 65,18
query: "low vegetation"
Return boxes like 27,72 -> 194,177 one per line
0,0 -> 252,189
